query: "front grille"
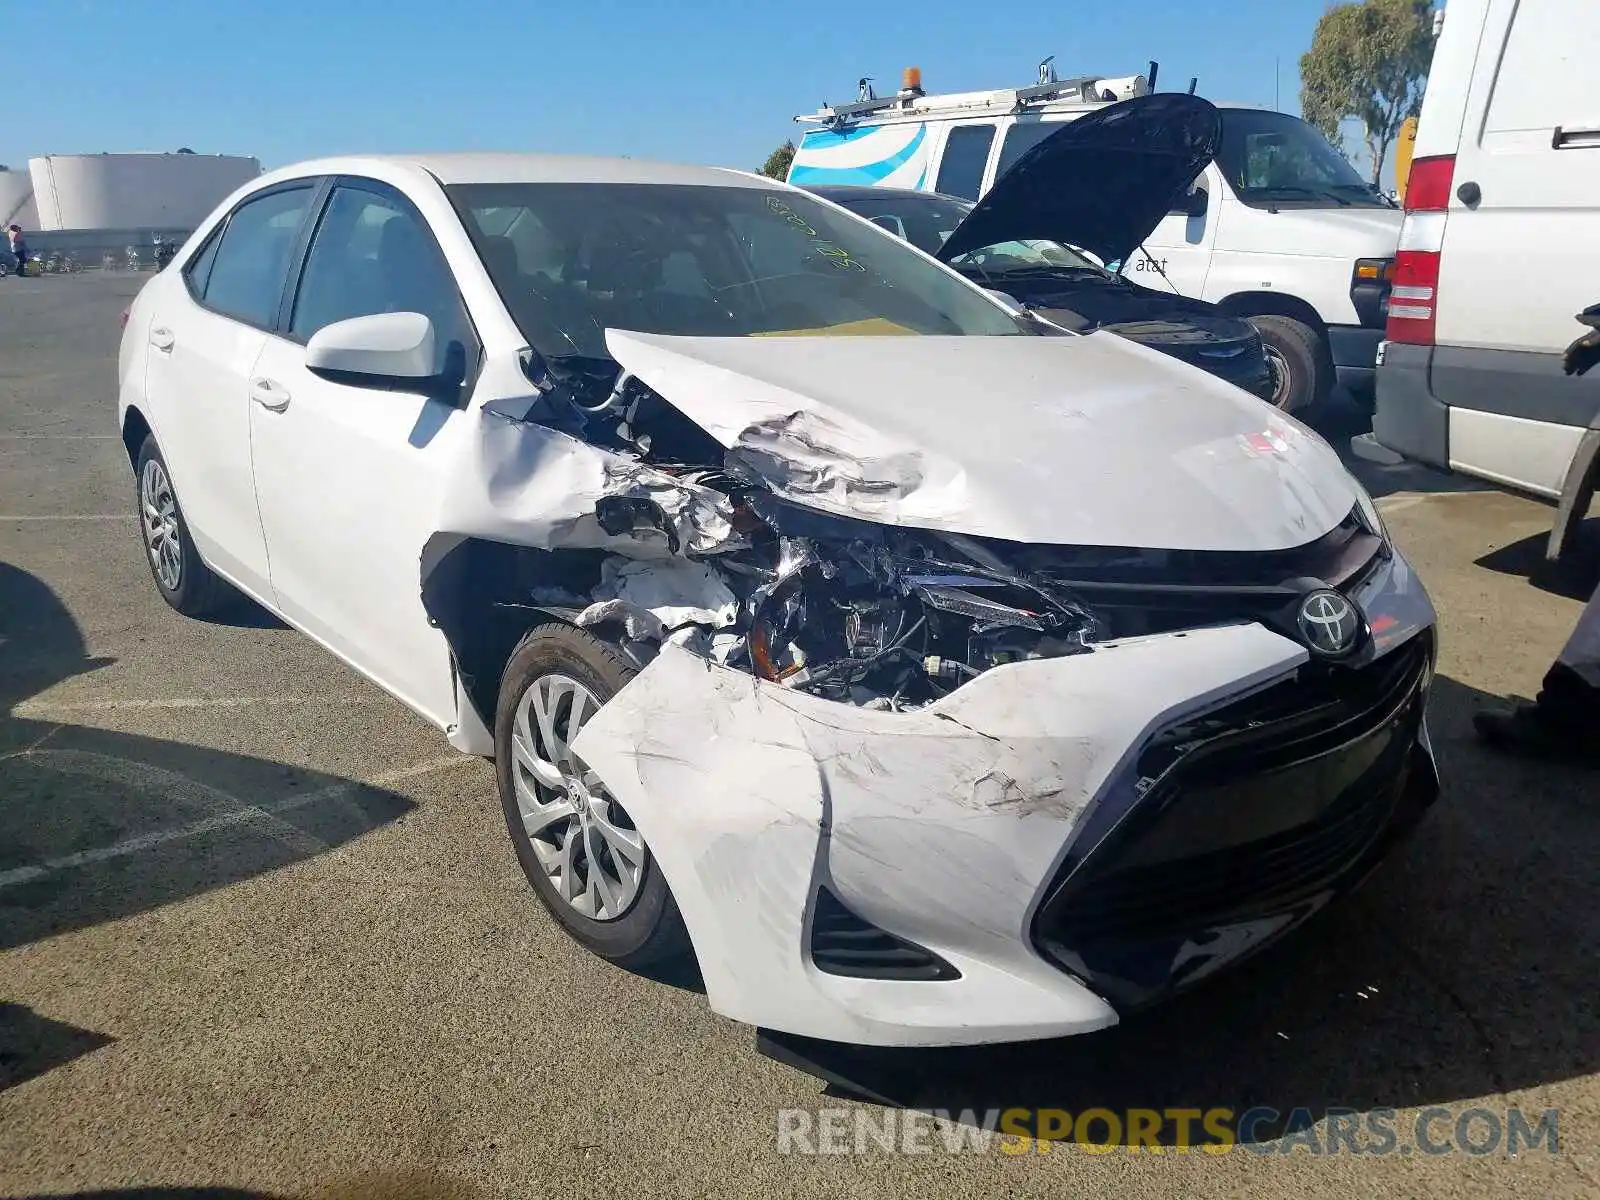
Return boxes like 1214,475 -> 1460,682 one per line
1032,632 -> 1435,1007
809,887 -> 960,982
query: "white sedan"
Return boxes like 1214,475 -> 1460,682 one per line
117,138 -> 1440,1048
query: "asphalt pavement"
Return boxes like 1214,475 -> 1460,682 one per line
2,273 -> 1596,1199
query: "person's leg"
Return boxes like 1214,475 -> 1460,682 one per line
1475,574 -> 1600,760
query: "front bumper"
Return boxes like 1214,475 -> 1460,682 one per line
573,547 -> 1439,1047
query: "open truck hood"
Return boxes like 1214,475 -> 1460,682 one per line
604,327 -> 1357,552
938,93 -> 1221,268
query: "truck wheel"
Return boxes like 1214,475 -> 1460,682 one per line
1251,315 -> 1332,413
494,623 -> 691,969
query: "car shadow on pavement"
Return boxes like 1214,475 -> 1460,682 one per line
1307,395 -> 1491,502
1475,515 -> 1600,603
0,1000 -> 114,1091
7,1171 -> 488,1200
191,600 -> 291,631
0,560 -> 415,952
766,671 -> 1598,1147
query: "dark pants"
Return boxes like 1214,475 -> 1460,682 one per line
1537,574 -> 1600,735
10,248 -> 27,274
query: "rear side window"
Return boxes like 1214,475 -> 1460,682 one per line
935,124 -> 996,200
195,186 -> 316,329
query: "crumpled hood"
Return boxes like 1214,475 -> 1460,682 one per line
604,328 -> 1357,552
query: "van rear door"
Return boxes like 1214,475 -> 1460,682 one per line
1431,0 -> 1600,493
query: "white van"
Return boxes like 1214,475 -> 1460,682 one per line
1370,0 -> 1600,561
787,63 -> 1404,412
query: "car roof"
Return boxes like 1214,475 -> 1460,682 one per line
252,152 -> 779,190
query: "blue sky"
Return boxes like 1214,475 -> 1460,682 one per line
1,0 -> 1379,179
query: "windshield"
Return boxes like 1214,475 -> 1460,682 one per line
446,183 -> 1024,359
1216,109 -> 1392,209
829,191 -> 1103,278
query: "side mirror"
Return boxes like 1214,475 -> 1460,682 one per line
1185,188 -> 1210,219
306,312 -> 437,385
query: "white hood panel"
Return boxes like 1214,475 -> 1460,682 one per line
605,329 -> 1358,552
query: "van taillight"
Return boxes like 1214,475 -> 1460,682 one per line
1385,155 -> 1454,346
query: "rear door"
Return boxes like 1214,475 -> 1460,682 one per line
247,177 -> 482,726
141,182 -> 320,598
1434,0 -> 1600,492
1440,0 -> 1600,355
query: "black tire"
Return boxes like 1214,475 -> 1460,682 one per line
1251,315 -> 1332,413
494,623 -> 691,969
133,434 -> 237,617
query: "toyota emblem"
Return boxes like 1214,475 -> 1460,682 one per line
1296,588 -> 1363,657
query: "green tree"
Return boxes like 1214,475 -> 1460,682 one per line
1300,0 -> 1435,185
758,140 -> 796,180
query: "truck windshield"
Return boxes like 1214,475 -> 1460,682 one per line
1216,109 -> 1394,209
447,182 -> 1024,360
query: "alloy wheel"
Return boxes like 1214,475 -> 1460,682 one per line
510,673 -> 645,921
140,457 -> 182,591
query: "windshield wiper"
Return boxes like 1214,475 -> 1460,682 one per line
980,264 -> 1105,280
1246,185 -> 1352,207
1331,182 -> 1397,207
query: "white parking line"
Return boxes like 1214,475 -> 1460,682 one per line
1376,492 -> 1436,515
0,753 -> 479,889
15,696 -> 397,715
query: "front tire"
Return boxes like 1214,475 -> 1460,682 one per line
1251,315 -> 1332,412
134,435 -> 236,617
494,624 -> 690,969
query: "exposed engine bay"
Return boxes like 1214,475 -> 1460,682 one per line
432,342 -> 1383,716
477,350 -> 1114,711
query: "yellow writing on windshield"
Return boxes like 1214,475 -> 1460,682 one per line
752,318 -> 916,338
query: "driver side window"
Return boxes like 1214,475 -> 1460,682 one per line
288,184 -> 479,386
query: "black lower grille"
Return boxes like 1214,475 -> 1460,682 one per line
810,887 -> 959,982
1032,632 -> 1437,1008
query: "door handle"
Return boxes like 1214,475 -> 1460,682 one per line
250,377 -> 291,412
1552,125 -> 1600,149
149,326 -> 174,352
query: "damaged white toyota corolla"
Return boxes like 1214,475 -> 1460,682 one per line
117,97 -> 1439,1049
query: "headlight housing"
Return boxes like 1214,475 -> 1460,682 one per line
1352,481 -> 1389,545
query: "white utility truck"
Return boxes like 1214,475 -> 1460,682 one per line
787,60 -> 1404,412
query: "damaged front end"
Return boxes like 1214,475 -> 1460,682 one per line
422,333 -> 1440,1049
430,347 -> 1119,718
